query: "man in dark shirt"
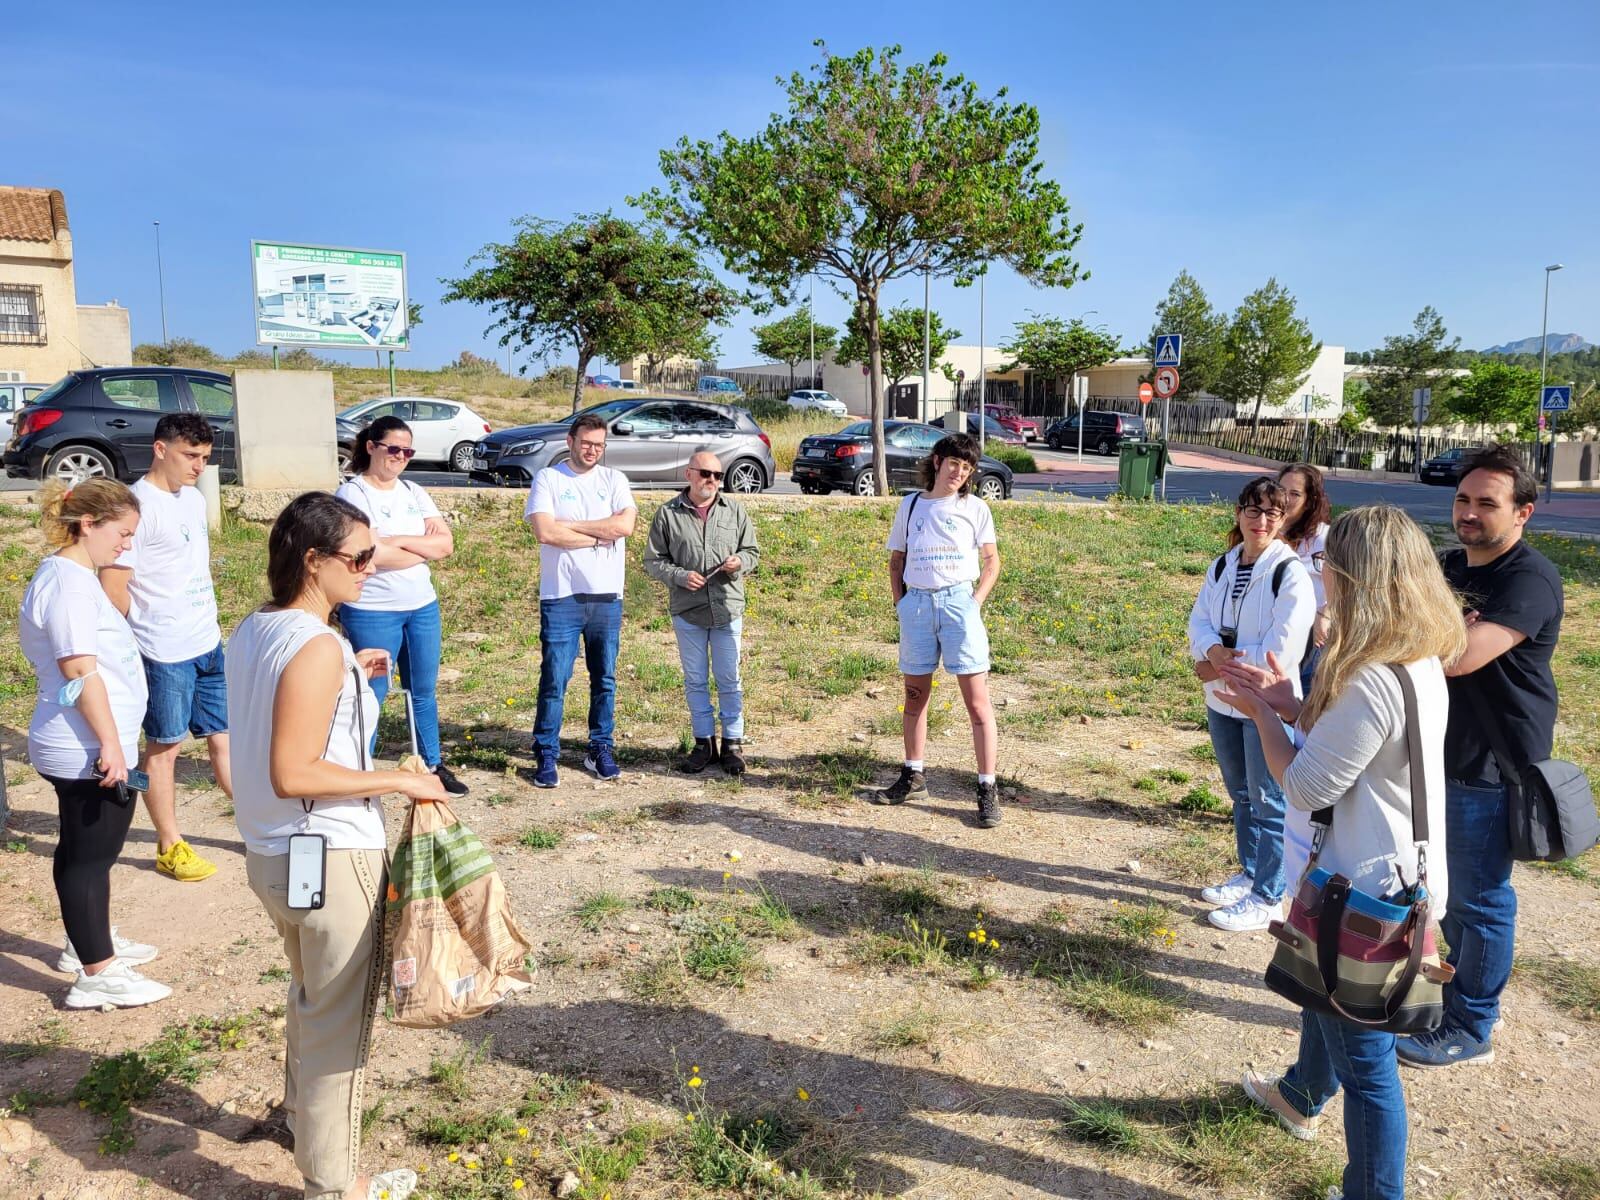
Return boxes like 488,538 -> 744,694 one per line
1399,445 -> 1563,1070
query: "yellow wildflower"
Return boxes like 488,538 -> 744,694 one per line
513,1181 -> 525,1192
688,1076 -> 703,1088
518,1126 -> 529,1138
796,1087 -> 810,1101
447,1152 -> 459,1162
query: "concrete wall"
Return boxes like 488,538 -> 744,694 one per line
233,369 -> 339,489
76,302 -> 131,367
0,230 -> 82,383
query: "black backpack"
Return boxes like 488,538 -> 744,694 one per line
1211,553 -> 1291,596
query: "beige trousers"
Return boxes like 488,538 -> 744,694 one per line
247,847 -> 387,1200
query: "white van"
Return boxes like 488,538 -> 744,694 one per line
0,382 -> 46,444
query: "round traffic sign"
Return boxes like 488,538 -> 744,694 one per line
1138,382 -> 1154,405
1153,366 -> 1180,399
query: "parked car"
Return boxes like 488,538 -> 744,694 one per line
789,420 -> 1014,501
1044,410 -> 1148,455
468,397 -> 775,492
976,403 -> 1041,441
615,379 -> 639,391
786,389 -> 848,417
1420,445 -> 1481,487
336,396 -> 493,473
930,410 -> 1026,446
697,375 -> 745,399
585,374 -> 622,389
0,381 -> 47,444
4,367 -> 237,485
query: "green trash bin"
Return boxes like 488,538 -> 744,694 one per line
1117,441 -> 1166,500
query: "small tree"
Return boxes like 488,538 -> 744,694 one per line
639,43 -> 1085,493
1214,279 -> 1321,443
442,211 -> 733,411
1147,270 -> 1227,401
1361,307 -> 1461,433
998,314 -> 1122,410
1447,358 -> 1540,437
751,304 -> 838,389
837,304 -> 959,393
637,307 -> 721,388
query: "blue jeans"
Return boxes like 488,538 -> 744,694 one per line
338,601 -> 442,768
1299,642 -> 1322,699
1441,777 -> 1516,1043
1206,708 -> 1287,903
672,616 -> 744,739
1279,1008 -> 1407,1200
142,641 -> 229,742
534,595 -> 622,757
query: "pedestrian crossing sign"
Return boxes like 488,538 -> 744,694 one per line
1542,385 -> 1572,412
1154,334 -> 1182,368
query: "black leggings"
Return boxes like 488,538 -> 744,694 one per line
47,774 -> 136,966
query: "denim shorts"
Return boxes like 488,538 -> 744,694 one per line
897,583 -> 990,676
142,641 -> 228,743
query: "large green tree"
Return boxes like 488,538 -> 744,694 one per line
442,211 -> 733,410
1147,270 -> 1227,401
837,304 -> 959,392
751,304 -> 838,388
1214,279 -> 1322,442
998,314 -> 1122,406
638,43 -> 1085,492
1447,358 -> 1540,436
1359,307 -> 1460,432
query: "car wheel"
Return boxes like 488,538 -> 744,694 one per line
1046,435 -> 1060,450
449,441 -> 476,473
726,459 -> 765,493
977,474 -> 1006,502
337,445 -> 354,475
853,469 -> 878,496
1097,437 -> 1113,456
45,445 -> 115,486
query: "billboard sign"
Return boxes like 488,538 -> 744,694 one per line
251,241 -> 409,350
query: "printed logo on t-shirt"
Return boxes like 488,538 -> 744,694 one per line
179,523 -> 191,543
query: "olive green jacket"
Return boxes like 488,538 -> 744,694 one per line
643,490 -> 761,629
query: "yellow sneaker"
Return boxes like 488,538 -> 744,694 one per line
155,839 -> 217,882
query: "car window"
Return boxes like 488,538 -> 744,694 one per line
671,403 -> 735,432
906,425 -> 942,450
621,403 -> 674,433
100,375 -> 183,413
358,400 -> 412,421
0,387 -> 13,412
841,421 -> 872,437
562,399 -> 637,426
413,401 -> 456,422
888,426 -> 924,448
185,376 -> 233,418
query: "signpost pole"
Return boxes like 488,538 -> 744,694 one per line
1153,334 -> 1183,501
1161,393 -> 1170,502
1076,376 -> 1085,463
388,351 -> 397,397
272,346 -> 279,370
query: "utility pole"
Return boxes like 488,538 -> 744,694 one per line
977,269 -> 986,455
921,267 -> 931,424
808,275 -> 815,387
1538,263 -> 1563,493
153,221 -> 169,346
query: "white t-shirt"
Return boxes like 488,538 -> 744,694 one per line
887,492 -> 997,590
226,607 -> 386,855
525,463 -> 635,600
335,476 -> 442,612
114,477 -> 222,663
21,556 -> 148,779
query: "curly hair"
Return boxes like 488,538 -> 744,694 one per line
915,432 -> 982,495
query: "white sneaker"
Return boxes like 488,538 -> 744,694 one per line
57,926 -> 158,974
366,1168 -> 419,1200
1208,894 -> 1282,932
1200,871 -> 1253,907
64,960 -> 173,1009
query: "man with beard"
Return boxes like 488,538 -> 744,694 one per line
1399,445 -> 1563,1070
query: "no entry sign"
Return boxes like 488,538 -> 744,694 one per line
1138,382 -> 1154,405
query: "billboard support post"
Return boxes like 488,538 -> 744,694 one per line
388,351 -> 396,397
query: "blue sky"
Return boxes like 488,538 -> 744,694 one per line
9,1 -> 1598,370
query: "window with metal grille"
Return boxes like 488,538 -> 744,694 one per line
0,285 -> 46,344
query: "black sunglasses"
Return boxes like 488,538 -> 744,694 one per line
692,468 -> 725,481
325,547 -> 377,571
373,443 -> 416,460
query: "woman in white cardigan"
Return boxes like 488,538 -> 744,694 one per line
1187,476 -> 1316,932
1216,505 -> 1466,1200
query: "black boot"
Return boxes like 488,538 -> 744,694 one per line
872,765 -> 929,806
720,737 -> 746,776
679,736 -> 718,774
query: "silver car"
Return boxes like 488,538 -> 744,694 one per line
468,397 -> 777,492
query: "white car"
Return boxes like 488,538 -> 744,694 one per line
337,396 -> 493,473
787,389 -> 848,416
0,381 -> 46,444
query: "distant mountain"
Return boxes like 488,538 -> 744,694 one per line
1482,333 -> 1591,356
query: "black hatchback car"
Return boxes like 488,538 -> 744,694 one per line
789,420 -> 1013,500
4,367 -> 237,484
1419,446 -> 1481,487
1044,409 -> 1147,454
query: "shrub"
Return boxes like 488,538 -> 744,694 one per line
987,445 -> 1038,474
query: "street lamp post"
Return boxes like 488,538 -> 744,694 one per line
153,221 -> 169,346
977,269 -> 986,455
1539,263 -> 1563,499
808,275 -> 815,388
921,267 -> 931,424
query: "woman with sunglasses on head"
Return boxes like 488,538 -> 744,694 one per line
1215,506 -> 1465,1200
227,491 -> 446,1200
1187,476 -> 1316,932
334,416 -> 465,795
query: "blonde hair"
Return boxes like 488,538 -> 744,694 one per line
38,478 -> 140,550
1301,505 -> 1467,729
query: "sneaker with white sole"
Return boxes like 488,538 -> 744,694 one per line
1200,871 -> 1254,907
57,926 -> 158,974
1207,893 -> 1281,932
64,959 -> 173,1009
366,1167 -> 419,1200
1241,1070 -> 1320,1140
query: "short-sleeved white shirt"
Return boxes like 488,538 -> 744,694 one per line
1296,523 -> 1330,610
335,476 -> 442,612
21,556 -> 149,779
525,463 -> 635,599
114,478 -> 221,663
887,491 -> 997,589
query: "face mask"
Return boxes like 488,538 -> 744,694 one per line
56,671 -> 97,707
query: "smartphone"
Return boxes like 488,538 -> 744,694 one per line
286,834 -> 328,910
92,766 -> 151,797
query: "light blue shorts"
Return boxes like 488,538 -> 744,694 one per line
897,583 -> 991,676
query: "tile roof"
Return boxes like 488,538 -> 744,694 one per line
0,187 -> 68,243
